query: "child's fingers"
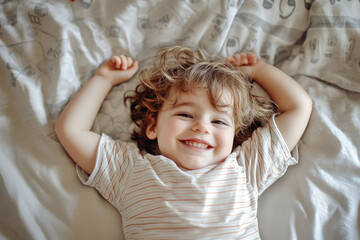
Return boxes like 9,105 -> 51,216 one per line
225,56 -> 232,62
127,60 -> 139,75
119,55 -> 128,70
110,56 -> 121,68
126,56 -> 133,68
226,52 -> 257,71
239,53 -> 248,65
110,55 -> 137,70
234,53 -> 241,65
225,56 -> 235,65
246,52 -> 257,65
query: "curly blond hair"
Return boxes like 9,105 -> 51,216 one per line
124,46 -> 277,154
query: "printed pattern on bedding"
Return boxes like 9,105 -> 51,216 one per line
282,1 -> 360,92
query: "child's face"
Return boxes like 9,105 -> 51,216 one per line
146,88 -> 235,170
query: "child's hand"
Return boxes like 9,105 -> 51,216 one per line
226,52 -> 257,66
96,55 -> 139,86
226,52 -> 262,78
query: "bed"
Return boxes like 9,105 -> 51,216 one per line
1,0 -> 359,239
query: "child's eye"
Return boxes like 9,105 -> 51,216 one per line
177,113 -> 193,119
212,120 -> 228,126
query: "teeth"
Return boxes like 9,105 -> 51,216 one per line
184,140 -> 208,149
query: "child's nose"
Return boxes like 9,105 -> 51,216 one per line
192,120 -> 211,134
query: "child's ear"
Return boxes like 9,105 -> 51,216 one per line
146,122 -> 158,140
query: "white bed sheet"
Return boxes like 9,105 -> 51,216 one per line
0,0 -> 359,239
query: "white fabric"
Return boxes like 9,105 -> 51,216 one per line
77,117 -> 296,239
1,1 -> 359,240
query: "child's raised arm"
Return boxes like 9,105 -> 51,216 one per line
55,56 -> 138,174
226,53 -> 312,151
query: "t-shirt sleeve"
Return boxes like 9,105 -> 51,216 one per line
76,134 -> 141,210
235,115 -> 298,196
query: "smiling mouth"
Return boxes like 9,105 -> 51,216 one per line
181,139 -> 213,150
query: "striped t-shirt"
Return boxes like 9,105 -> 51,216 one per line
78,116 -> 297,239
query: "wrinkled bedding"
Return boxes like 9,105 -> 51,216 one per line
0,0 -> 359,239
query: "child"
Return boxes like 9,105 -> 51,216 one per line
55,46 -> 312,239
